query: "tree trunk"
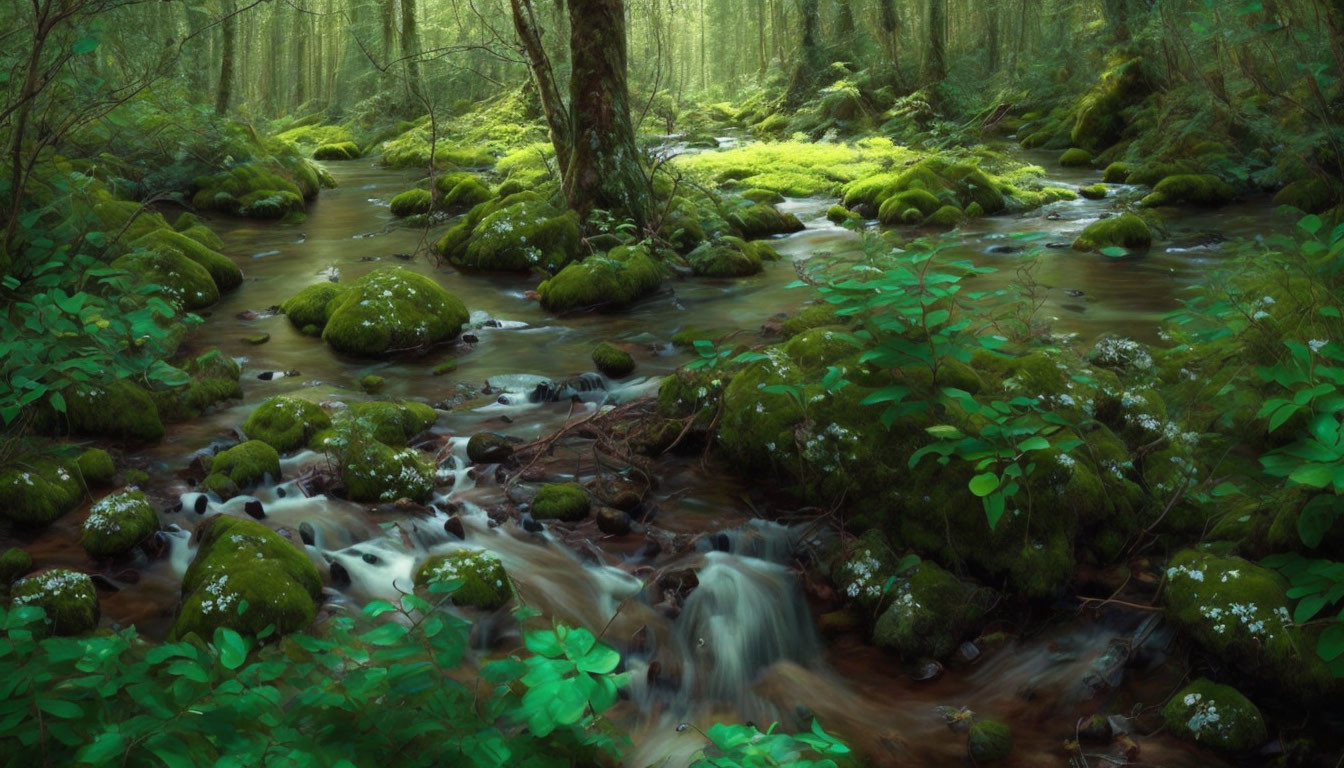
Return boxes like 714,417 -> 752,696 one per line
400,0 -> 422,102
757,0 -> 767,76
785,0 -> 821,106
510,0 -> 571,173
924,0 -> 947,83
878,0 -> 904,84
215,0 -> 236,115
986,0 -> 1000,73
565,0 -> 648,225
293,5 -> 307,108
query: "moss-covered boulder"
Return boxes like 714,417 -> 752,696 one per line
1274,178 -> 1336,214
872,560 -> 983,660
967,720 -> 1013,763
131,228 -> 242,293
151,349 -> 243,422
1141,174 -> 1234,207
313,141 -> 361,161
1102,162 -> 1133,183
75,449 -> 115,486
321,267 -> 468,356
532,482 -> 591,521
341,400 -> 438,446
173,516 -> 322,639
537,245 -> 663,312
436,173 -> 492,208
242,396 -> 332,453
191,162 -> 310,219
592,342 -> 635,378
205,441 -> 281,494
1163,550 -> 1336,696
111,248 -> 220,310
60,379 -> 165,442
1163,679 -> 1266,752
877,188 -> 943,225
81,490 -> 158,557
723,202 -> 804,239
466,432 -> 513,464
414,549 -> 512,609
389,188 -> 432,217
827,205 -> 861,225
1072,214 -> 1153,252
0,548 -> 32,589
1059,148 -> 1093,167
0,459 -> 83,525
448,199 -> 581,273
1079,183 -> 1108,200
831,529 -> 902,614
1070,56 -> 1148,151
281,281 -> 345,335
687,236 -> 779,278
924,205 -> 965,227
9,569 -> 99,636
314,427 -> 434,503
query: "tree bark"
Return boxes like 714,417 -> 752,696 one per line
565,0 -> 648,225
399,0 -> 422,102
785,0 -> 822,106
986,0 -> 1000,73
924,0 -> 947,83
215,0 -> 236,115
510,0 -> 571,173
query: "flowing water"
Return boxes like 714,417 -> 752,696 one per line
9,149 -> 1293,766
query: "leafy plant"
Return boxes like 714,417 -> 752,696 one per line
686,339 -> 769,371
1262,553 -> 1344,675
690,719 -> 851,768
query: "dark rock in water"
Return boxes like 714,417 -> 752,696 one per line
1061,304 -> 1087,314
486,518 -> 500,528
911,660 -> 944,682
142,531 -> 171,559
243,500 -> 266,519
193,495 -> 209,514
91,573 -> 124,592
361,552 -> 380,565
461,333 -> 479,344
467,432 -> 514,464
658,567 -> 698,595
257,370 -> 300,381
519,513 -> 544,533
634,538 -> 662,562
956,641 -> 982,664
1064,289 -> 1085,297
596,476 -> 643,511
967,720 -> 1013,763
987,245 -> 1023,254
329,561 -> 351,588
169,500 -> 183,513
710,532 -> 731,552
1079,715 -> 1113,744
257,371 -> 277,381
1046,242 -> 1072,249
299,522 -> 316,546
595,507 -> 632,536
244,333 -> 270,345
276,487 -> 287,498
444,516 -> 466,540
528,373 -> 608,404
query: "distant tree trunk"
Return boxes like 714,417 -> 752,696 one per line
698,0 -> 706,90
399,0 -> 422,102
1102,0 -> 1131,42
757,0 -> 767,76
510,0 -> 571,172
565,0 -> 648,225
293,6 -> 307,108
215,1 -> 236,115
834,0 -> 856,46
923,0 -> 946,82
878,0 -> 904,84
785,0 -> 821,106
986,0 -> 1000,72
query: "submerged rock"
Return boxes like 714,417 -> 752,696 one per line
467,432 -> 514,464
592,342 -> 636,378
595,506 -> 633,536
204,440 -> 281,497
687,236 -> 780,278
966,719 -> 1013,763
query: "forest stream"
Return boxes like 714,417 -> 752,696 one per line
11,145 -> 1295,767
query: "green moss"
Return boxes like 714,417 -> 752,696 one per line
723,201 -> 804,239
1273,178 -> 1336,214
313,141 -> 361,161
537,245 -> 663,312
1102,162 -> 1133,184
830,530 -> 900,613
1072,214 -> 1153,252
967,720 -> 1013,763
281,282 -> 345,334
532,482 -> 591,521
1163,550 -> 1336,697
592,342 -> 635,378
439,176 -> 492,208
9,569 -> 99,636
414,549 -> 512,609
826,205 -> 861,225
687,236 -> 778,278
131,228 -> 241,293
0,548 -> 32,588
191,162 -> 309,219
324,434 -> 434,503
1163,679 -> 1267,751
174,516 -> 321,639
0,458 -> 82,525
81,490 -> 158,557
466,433 -> 513,464
872,560 -> 983,659
177,223 -> 226,253
210,440 -> 281,489
111,248 -> 220,310
1079,183 -> 1108,200
61,380 -> 165,442
450,200 -> 581,273
359,374 -> 385,394
242,395 -> 332,453
782,303 -> 842,338
741,188 -> 785,204
389,188 -> 432,217
1070,57 -> 1147,151
1141,174 -> 1234,207
1059,148 -> 1093,167
322,267 -> 469,356
877,189 -> 942,224
433,360 -> 457,376
342,401 -> 438,446
76,449 -> 115,486
924,204 -> 965,227
676,138 -> 921,199
151,349 -> 242,422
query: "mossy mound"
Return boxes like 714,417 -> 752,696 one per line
1274,178 -> 1336,214
61,380 -> 165,441
592,342 -> 635,378
242,396 -> 332,453
467,433 -> 514,464
1070,56 -> 1148,151
174,516 -> 322,639
831,529 -> 902,613
687,236 -> 779,278
321,267 -> 469,356
326,435 -> 435,503
967,720 -> 1013,763
0,548 -> 33,589
741,188 -> 786,204
723,201 -> 805,239
0,459 -> 83,525
872,560 -> 984,660
537,245 -> 663,313
1163,550 -> 1336,697
1072,214 -> 1153,252
924,205 -> 965,227
389,188 -> 433,217
151,349 -> 242,421
1102,162 -> 1133,183
341,400 -> 438,446
1141,174 -> 1234,207
531,482 -> 591,521
9,569 -> 100,636
414,549 -> 512,610
130,228 -> 242,293
1163,679 -> 1266,752
75,449 -> 115,486
827,205 -> 862,225
844,157 -> 1016,219
111,247 -> 220,310
81,490 -> 159,557
673,137 -> 920,198
313,141 -> 361,161
1059,148 -> 1093,167
1079,184 -> 1108,200
359,374 -> 385,394
206,440 -> 281,492
435,173 -> 493,208
280,282 -> 345,334
191,161 -> 312,219
446,199 -> 581,273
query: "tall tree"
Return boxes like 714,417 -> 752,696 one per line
877,0 -> 905,84
924,0 -> 947,82
214,1 -> 236,115
399,0 -> 422,101
785,0 -> 822,106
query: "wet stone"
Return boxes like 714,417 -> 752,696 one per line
299,522 -> 316,546
244,499 -> 266,519
444,516 -> 466,540
595,506 -> 632,536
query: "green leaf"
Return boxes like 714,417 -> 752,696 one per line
1319,622 -> 1344,662
969,473 -> 1000,497
215,628 -> 248,670
37,698 -> 83,719
1099,246 -> 1129,258
1015,436 -> 1050,452
1298,495 -> 1343,548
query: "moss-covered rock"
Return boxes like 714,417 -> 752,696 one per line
242,395 -> 332,453
1059,148 -> 1093,167
0,459 -> 83,525
81,490 -> 158,557
1163,550 -> 1336,697
687,236 -> 778,278
723,201 -> 804,239
467,432 -> 513,464
322,267 -> 468,356
314,424 -> 434,503
742,188 -> 786,204
1102,162 -> 1133,184
1163,679 -> 1267,752
313,141 -> 361,161
1141,174 -> 1234,207
877,188 -> 942,224
342,400 -> 438,446
1072,214 -> 1153,252
592,342 -> 635,378
389,188 -> 433,217
1079,183 -> 1108,200
9,569 -> 99,636
76,449 -> 115,486
967,720 -> 1013,763
448,199 -> 581,273
151,349 -> 242,422
437,174 -> 492,208
872,560 -> 983,660
924,204 -> 965,227
1070,56 -> 1147,151
532,482 -> 591,521
414,549 -> 512,609
537,245 -> 663,313
131,228 -> 242,293
60,380 -> 165,442
207,440 -> 281,491
831,529 -> 901,614
281,282 -> 345,335
1273,178 -> 1336,214
191,162 -> 310,219
826,205 -> 861,225
173,516 -> 322,639
0,548 -> 32,589
111,248 -> 220,310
